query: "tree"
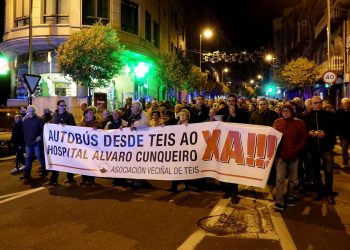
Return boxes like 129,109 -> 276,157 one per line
158,50 -> 192,91
184,65 -> 207,92
57,22 -> 124,103
279,57 -> 319,88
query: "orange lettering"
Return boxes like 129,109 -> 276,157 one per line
220,131 -> 244,164
202,129 -> 221,161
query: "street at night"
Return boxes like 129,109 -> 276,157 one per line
2,0 -> 350,249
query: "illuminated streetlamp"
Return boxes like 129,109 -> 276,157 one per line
265,54 -> 279,68
222,67 -> 229,83
200,28 -> 213,71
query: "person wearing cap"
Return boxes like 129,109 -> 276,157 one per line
273,104 -> 307,211
43,100 -> 77,186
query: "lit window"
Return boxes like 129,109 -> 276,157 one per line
43,0 -> 69,24
83,0 -> 109,25
121,0 -> 138,35
15,0 -> 29,27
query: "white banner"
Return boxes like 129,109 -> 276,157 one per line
43,122 -> 282,188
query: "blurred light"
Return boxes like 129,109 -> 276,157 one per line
203,29 -> 213,38
250,79 -> 254,84
125,65 -> 131,74
0,56 -> 10,75
134,62 -> 149,78
265,54 -> 273,62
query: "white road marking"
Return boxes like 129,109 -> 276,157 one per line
177,198 -> 230,250
270,210 -> 297,250
0,187 -> 45,204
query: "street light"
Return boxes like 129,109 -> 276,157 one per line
200,29 -> 213,71
265,54 -> 279,68
222,67 -> 228,83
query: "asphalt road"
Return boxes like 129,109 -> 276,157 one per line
0,150 -> 350,250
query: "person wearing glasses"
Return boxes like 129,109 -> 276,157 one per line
273,104 -> 307,211
303,96 -> 337,204
43,100 -> 77,186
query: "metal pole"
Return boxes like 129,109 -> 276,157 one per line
327,0 -> 331,71
28,0 -> 33,105
199,34 -> 202,71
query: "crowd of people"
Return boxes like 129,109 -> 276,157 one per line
9,94 -> 350,211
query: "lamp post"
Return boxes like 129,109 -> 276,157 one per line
222,67 -> 228,83
199,29 -> 213,71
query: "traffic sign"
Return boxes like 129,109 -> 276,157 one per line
322,71 -> 337,84
23,74 -> 41,94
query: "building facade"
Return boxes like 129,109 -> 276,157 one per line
0,0 -> 185,117
273,0 -> 350,107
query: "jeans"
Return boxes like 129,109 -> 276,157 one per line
24,142 -> 46,177
308,149 -> 334,196
275,158 -> 299,205
340,138 -> 349,165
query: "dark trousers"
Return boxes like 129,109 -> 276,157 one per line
308,149 -> 334,196
82,175 -> 95,183
15,146 -> 25,168
50,170 -> 75,183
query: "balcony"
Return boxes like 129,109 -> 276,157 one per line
314,7 -> 347,39
317,56 -> 344,79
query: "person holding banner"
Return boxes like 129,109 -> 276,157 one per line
273,104 -> 307,211
124,101 -> 150,189
168,109 -> 191,193
20,105 -> 47,180
222,94 -> 249,203
80,106 -> 103,185
105,109 -> 128,187
43,100 -> 77,186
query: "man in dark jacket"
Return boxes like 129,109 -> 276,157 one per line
336,97 -> 350,167
304,96 -> 337,204
44,100 -> 76,186
273,104 -> 307,211
190,95 -> 209,123
20,105 -> 47,180
249,97 -> 279,126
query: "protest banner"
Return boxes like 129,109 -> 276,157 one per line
43,122 -> 282,188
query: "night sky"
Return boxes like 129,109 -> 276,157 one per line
185,0 -> 302,51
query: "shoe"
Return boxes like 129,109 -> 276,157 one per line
40,172 -> 48,177
327,196 -> 335,204
274,203 -> 284,212
10,168 -> 19,174
286,197 -> 296,207
64,179 -> 77,184
231,196 -> 240,204
19,175 -> 31,180
19,165 -> 26,171
43,181 -> 57,187
313,194 -> 324,201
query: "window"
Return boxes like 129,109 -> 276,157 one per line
145,11 -> 151,42
43,0 -> 69,24
15,0 -> 29,27
153,20 -> 159,48
82,0 -> 109,25
121,0 -> 138,35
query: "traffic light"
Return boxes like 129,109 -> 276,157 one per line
0,54 -> 10,75
265,83 -> 276,96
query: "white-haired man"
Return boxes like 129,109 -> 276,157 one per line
20,105 -> 47,180
336,97 -> 350,167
